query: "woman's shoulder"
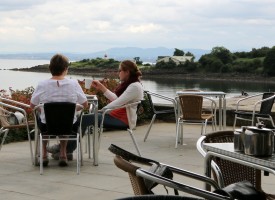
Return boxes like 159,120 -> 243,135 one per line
127,82 -> 143,93
63,78 -> 79,85
37,79 -> 51,86
129,81 -> 143,88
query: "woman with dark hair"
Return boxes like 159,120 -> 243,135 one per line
90,60 -> 143,129
30,54 -> 88,167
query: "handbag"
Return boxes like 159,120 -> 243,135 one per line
7,112 -> 19,125
7,111 -> 25,125
108,144 -> 177,194
143,163 -> 174,193
214,180 -> 266,200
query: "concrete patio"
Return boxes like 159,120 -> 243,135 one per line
0,122 -> 274,200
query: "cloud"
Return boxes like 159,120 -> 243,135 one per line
0,0 -> 45,11
128,24 -> 161,33
0,0 -> 275,53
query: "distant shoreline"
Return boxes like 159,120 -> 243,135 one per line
9,64 -> 275,84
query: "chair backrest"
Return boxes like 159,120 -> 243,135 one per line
178,95 -> 203,120
259,92 -> 275,114
198,130 -> 261,190
114,155 -> 151,195
144,91 -> 156,114
44,102 -> 76,135
0,105 -> 10,127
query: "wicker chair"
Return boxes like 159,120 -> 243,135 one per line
0,97 -> 35,165
175,95 -> 216,148
109,144 -> 230,200
196,130 -> 275,200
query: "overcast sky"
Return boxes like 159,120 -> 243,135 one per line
0,0 -> 274,54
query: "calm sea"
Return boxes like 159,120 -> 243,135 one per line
1,59 -> 274,101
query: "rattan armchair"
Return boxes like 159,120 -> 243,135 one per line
0,97 -> 35,164
196,130 -> 275,200
109,144 -> 231,200
175,95 -> 216,148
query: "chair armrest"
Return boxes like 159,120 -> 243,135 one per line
235,93 -> 263,111
0,97 -> 31,109
203,96 -> 217,114
252,94 -> 275,111
146,91 -> 177,106
136,169 -> 231,200
0,101 -> 32,128
0,102 -> 27,116
159,163 -> 220,190
146,91 -> 178,118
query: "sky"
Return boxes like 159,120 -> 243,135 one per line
0,0 -> 275,54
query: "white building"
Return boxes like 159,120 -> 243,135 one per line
156,56 -> 193,65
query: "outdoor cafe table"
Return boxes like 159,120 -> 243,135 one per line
176,91 -> 226,130
203,142 -> 275,190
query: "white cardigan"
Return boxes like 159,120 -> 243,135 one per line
103,82 -> 144,129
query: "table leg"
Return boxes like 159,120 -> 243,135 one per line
93,105 -> 98,166
218,97 -> 222,130
223,96 -> 226,130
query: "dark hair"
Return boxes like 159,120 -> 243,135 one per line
115,60 -> 142,97
49,54 -> 69,76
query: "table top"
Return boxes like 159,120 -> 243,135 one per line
204,143 -> 275,169
176,91 -> 226,96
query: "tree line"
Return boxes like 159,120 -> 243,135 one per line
154,46 -> 275,76
73,46 -> 275,76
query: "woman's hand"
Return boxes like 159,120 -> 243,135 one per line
91,80 -> 107,93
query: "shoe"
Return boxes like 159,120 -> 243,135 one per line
41,157 -> 49,167
46,144 -> 60,154
59,157 -> 68,167
52,152 -> 73,161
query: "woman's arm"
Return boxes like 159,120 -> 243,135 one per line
103,83 -> 141,109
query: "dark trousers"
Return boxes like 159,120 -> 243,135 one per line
37,117 -> 80,153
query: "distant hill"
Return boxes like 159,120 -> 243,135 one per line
0,47 -> 210,62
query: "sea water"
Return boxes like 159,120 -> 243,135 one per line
0,59 -> 273,101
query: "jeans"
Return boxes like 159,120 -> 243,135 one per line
67,113 -> 128,153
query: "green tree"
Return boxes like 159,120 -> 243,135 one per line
133,57 -> 143,65
208,59 -> 224,72
263,46 -> 275,76
185,51 -> 195,61
173,48 -> 184,56
211,46 -> 233,64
